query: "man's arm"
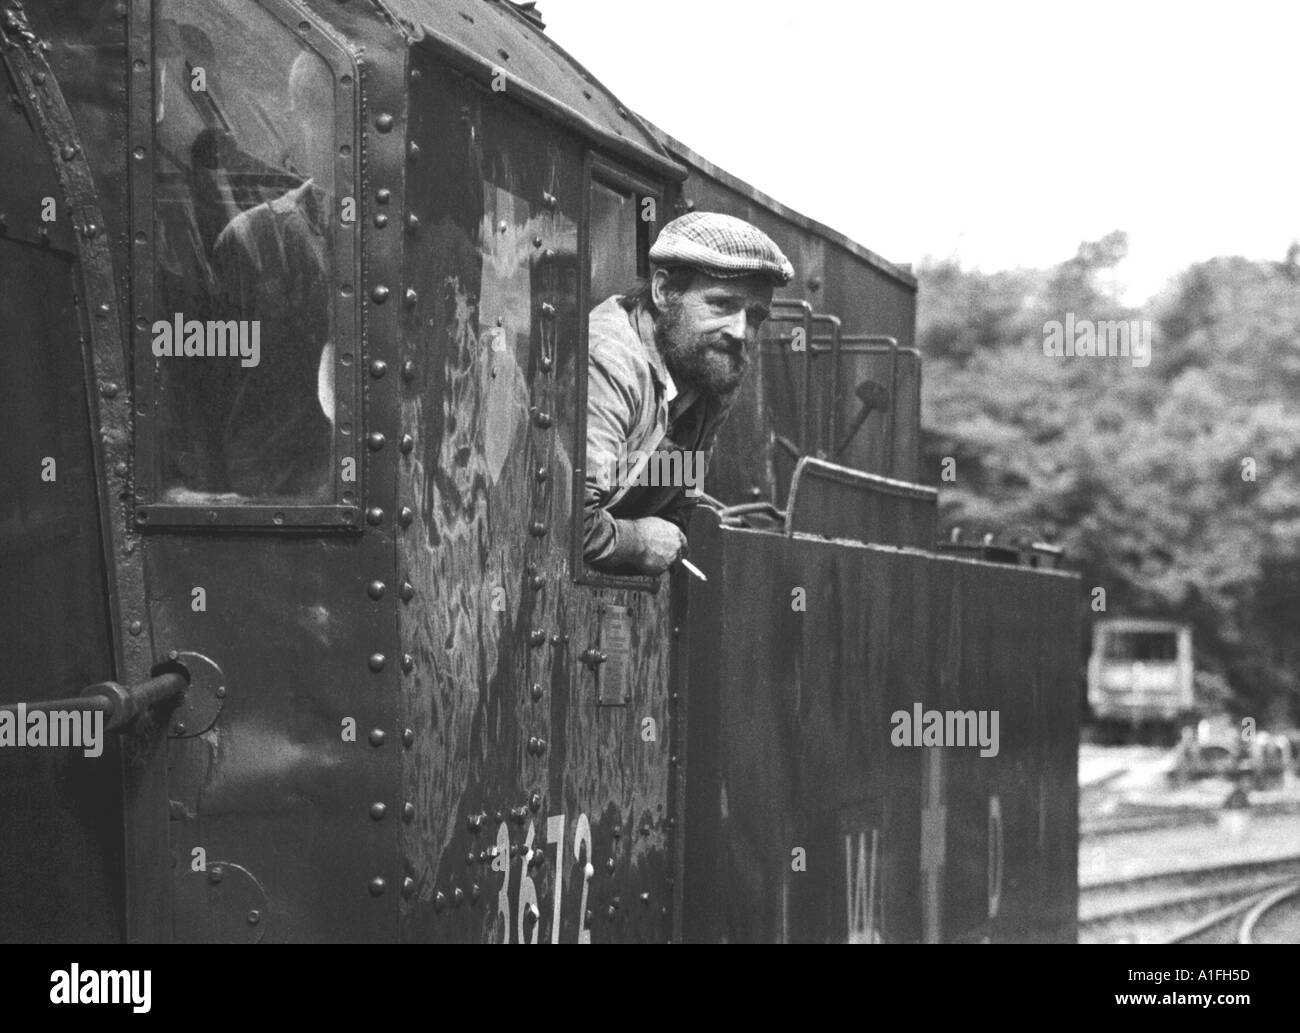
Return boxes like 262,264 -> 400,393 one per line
583,350 -> 684,573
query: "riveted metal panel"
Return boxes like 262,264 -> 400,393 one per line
130,0 -> 407,942
396,52 -> 675,944
0,1 -> 154,943
681,510 -> 1079,942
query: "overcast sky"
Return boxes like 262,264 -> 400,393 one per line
541,0 -> 1298,304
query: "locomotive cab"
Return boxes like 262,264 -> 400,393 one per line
0,0 -> 1080,944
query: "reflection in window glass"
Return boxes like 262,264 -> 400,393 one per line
588,181 -> 637,306
152,0 -> 337,504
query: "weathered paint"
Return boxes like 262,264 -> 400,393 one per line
681,510 -> 1079,943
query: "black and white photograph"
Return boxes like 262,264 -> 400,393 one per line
0,0 -> 1296,1009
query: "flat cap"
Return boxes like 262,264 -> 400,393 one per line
649,211 -> 794,285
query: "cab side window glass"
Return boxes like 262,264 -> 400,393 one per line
150,0 -> 340,506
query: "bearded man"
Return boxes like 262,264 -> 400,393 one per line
583,211 -> 794,575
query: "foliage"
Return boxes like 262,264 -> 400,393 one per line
917,235 -> 1300,721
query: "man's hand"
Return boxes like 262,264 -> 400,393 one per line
628,516 -> 687,575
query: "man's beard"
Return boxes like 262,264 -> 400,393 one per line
653,297 -> 747,397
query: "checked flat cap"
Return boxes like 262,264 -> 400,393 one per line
649,211 -> 794,285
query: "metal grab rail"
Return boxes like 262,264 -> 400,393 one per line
0,671 -> 187,732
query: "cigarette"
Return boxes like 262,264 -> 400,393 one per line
679,557 -> 708,581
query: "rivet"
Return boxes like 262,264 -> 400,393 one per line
61,144 -> 77,160
535,466 -> 548,483
399,433 -> 415,454
666,817 -> 676,829
431,890 -> 446,913
215,685 -> 227,699
672,626 -> 681,636
401,359 -> 416,381
403,802 -> 415,822
32,72 -> 45,85
533,236 -> 543,248
375,113 -> 394,132
402,728 -> 414,748
247,909 -> 261,926
544,248 -> 556,261
529,520 -> 548,537
532,410 -> 553,429
114,462 -> 128,476
369,876 -> 386,897
403,877 -> 416,899
208,865 -> 224,884
366,506 -> 384,525
497,219 -> 508,234
493,811 -> 504,825
580,648 -> 606,669
606,905 -> 616,921
407,141 -> 420,162
404,287 -> 418,307
83,223 -> 99,239
374,213 -> 390,229
640,891 -> 650,905
366,431 -> 386,451
606,858 -> 616,875
369,728 -> 386,747
550,633 -> 561,646
539,353 -> 553,373
470,883 -> 481,904
401,653 -> 414,673
370,285 -> 390,305
128,620 -> 143,636
542,191 -> 557,210
531,683 -> 543,702
511,806 -> 527,825
370,358 -> 388,378
530,574 -> 544,591
100,382 -> 119,398
466,851 -> 476,866
368,653 -> 386,672
669,755 -> 678,766
540,301 -> 556,319
527,736 -> 539,754
406,213 -> 420,234
535,738 -> 547,755
528,629 -> 546,647
468,813 -> 483,834
96,302 -> 110,318
369,802 -> 387,821
529,791 -> 542,812
399,581 -> 414,602
399,506 -> 414,527
453,887 -> 465,908
376,189 -> 392,205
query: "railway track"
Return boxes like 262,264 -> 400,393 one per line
1079,854 -> 1300,943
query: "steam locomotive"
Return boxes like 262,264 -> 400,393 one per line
0,0 -> 1079,943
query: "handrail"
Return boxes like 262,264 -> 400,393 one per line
0,671 -> 187,732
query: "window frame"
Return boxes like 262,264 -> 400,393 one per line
571,153 -> 667,591
129,0 -> 362,530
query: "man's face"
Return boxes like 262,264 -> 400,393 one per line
653,271 -> 774,396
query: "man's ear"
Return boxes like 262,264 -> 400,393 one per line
649,267 -> 672,311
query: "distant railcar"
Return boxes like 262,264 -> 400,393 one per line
0,0 -> 1079,943
1088,619 -> 1195,738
